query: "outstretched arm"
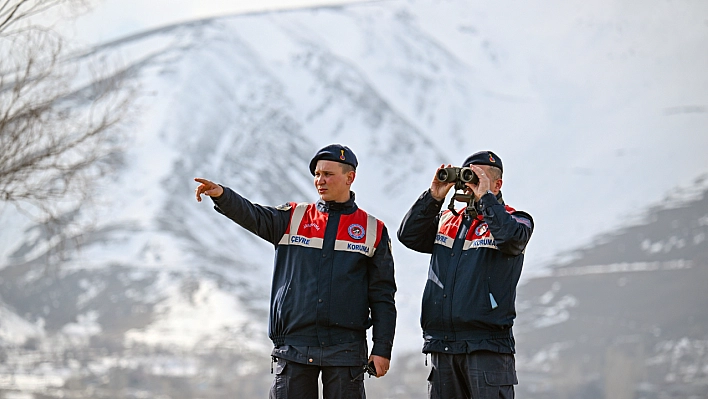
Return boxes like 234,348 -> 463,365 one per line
193,177 -> 290,245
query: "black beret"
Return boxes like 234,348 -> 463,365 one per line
462,150 -> 503,172
309,144 -> 358,175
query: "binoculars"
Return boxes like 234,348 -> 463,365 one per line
436,167 -> 479,189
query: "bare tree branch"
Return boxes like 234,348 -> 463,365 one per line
0,0 -> 135,223
0,1 -> 88,33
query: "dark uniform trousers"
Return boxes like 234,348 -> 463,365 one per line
427,351 -> 517,399
270,358 -> 366,399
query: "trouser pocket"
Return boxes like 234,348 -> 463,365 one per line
482,370 -> 517,399
320,366 -> 365,399
269,359 -> 288,399
269,359 -> 319,399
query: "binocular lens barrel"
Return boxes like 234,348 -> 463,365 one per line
436,168 -> 456,183
436,167 -> 478,184
459,168 -> 474,183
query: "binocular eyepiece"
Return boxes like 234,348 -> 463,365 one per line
436,167 -> 479,187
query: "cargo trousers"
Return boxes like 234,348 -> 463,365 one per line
269,358 -> 366,399
427,351 -> 517,399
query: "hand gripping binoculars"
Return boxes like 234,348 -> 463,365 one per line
436,167 -> 480,217
436,167 -> 479,190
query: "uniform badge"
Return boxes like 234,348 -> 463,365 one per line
512,215 -> 532,228
475,223 -> 489,236
348,224 -> 365,240
276,203 -> 292,211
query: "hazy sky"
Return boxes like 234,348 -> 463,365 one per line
65,0 -> 373,45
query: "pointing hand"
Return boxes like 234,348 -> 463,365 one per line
194,178 -> 224,202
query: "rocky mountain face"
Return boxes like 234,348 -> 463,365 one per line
0,0 -> 707,398
514,179 -> 708,399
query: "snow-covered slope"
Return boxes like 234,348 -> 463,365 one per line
0,0 -> 707,397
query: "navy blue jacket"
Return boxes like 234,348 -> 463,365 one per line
397,190 -> 533,354
212,187 -> 396,360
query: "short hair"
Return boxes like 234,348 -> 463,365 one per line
340,163 -> 356,174
487,166 -> 502,180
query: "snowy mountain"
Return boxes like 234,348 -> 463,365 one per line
0,0 -> 707,397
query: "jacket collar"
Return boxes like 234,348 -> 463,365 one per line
316,191 -> 358,214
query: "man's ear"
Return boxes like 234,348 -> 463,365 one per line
495,179 -> 503,191
347,171 -> 356,185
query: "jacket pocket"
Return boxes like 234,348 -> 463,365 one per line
486,280 -> 499,311
421,281 -> 444,330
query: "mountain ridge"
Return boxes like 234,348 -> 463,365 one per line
1,1 -> 707,397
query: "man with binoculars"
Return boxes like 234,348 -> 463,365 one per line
397,150 -> 533,399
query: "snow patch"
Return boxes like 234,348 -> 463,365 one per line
124,276 -> 260,351
554,260 -> 693,277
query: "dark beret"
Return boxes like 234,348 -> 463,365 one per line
462,150 -> 503,172
309,144 -> 358,175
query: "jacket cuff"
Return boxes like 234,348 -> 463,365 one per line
371,342 -> 392,359
422,189 -> 444,214
479,192 -> 500,209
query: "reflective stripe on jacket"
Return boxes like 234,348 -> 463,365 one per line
398,189 -> 533,348
213,188 -> 396,359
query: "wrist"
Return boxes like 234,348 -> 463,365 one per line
212,185 -> 226,200
428,189 -> 445,202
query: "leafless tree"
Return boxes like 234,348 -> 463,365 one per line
0,0 -> 134,221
